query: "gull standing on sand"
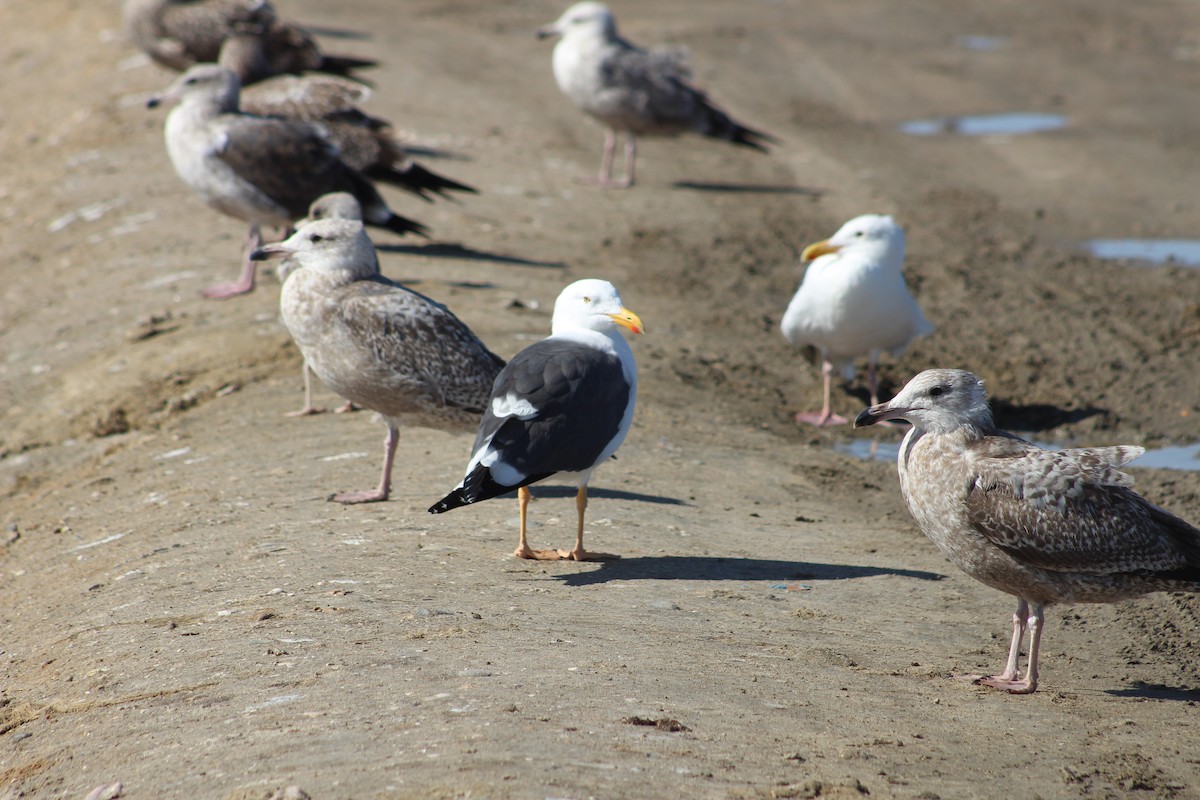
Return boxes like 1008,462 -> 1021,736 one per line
123,0 -> 376,82
147,64 -> 427,299
536,2 -> 775,187
855,368 -> 1200,694
429,279 -> 643,561
781,214 -> 933,426
219,28 -> 478,201
254,218 -> 505,504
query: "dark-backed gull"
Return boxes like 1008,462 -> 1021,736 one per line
536,2 -> 775,188
782,214 -> 933,426
147,64 -> 426,299
855,368 -> 1200,693
253,218 -> 504,504
219,29 -> 477,201
429,279 -> 643,561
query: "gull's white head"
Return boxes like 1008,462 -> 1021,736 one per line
854,368 -> 992,435
551,278 -> 644,337
537,2 -> 617,41
801,214 -> 905,266
250,218 -> 380,281
307,192 -> 364,224
146,64 -> 241,112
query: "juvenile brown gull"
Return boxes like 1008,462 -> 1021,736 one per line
782,214 -> 933,426
122,0 -> 376,82
147,64 -> 426,299
536,1 -> 775,188
276,193 -> 365,416
429,279 -> 643,561
254,218 -> 505,504
855,368 -> 1200,694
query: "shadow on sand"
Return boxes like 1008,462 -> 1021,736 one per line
672,180 -> 825,197
1105,681 -> 1200,702
556,555 -> 945,587
376,241 -> 567,269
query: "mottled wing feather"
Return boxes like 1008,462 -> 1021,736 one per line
598,44 -> 705,128
472,340 -> 630,482
336,279 -> 504,412
966,443 -> 1189,573
215,116 -> 368,218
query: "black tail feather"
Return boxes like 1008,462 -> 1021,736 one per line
379,213 -> 429,238
318,54 -> 380,76
428,467 -> 551,514
699,105 -> 779,152
372,161 -> 479,201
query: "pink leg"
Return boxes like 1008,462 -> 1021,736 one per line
615,135 -> 637,188
974,599 -> 1042,694
794,359 -> 849,427
329,424 -> 398,504
203,224 -> 261,299
286,362 -> 326,417
596,130 -> 617,184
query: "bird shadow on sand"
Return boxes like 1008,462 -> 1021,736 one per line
296,25 -> 372,40
376,241 -> 567,269
556,555 -> 944,587
1105,681 -> 1200,702
672,180 -> 825,197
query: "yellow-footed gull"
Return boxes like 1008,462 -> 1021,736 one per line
429,279 -> 643,561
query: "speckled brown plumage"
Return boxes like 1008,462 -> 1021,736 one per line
254,218 -> 504,504
856,368 -> 1200,693
123,0 -> 375,82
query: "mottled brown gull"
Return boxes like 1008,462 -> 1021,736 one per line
276,193 -> 365,416
147,64 -> 427,299
855,368 -> 1200,694
429,279 -> 643,561
222,31 -> 478,202
536,2 -> 776,188
782,214 -> 933,427
123,0 -> 376,83
253,218 -> 505,504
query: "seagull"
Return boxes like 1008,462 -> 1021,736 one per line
275,193 -> 366,416
253,218 -> 505,504
220,27 -> 478,201
147,64 -> 427,299
855,368 -> 1200,694
781,214 -> 933,426
536,1 -> 775,188
123,0 -> 376,83
429,279 -> 643,561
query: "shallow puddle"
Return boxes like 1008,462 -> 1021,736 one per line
838,437 -> 1200,471
956,35 -> 1006,51
1085,239 -> 1200,267
898,112 -> 1067,137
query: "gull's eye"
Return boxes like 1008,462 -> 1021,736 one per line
582,296 -> 592,303
929,386 -> 945,397
309,234 -> 324,243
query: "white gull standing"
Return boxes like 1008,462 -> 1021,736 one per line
536,1 -> 775,188
429,279 -> 643,561
855,368 -> 1200,694
253,217 -> 505,504
781,214 -> 933,426
147,64 -> 427,299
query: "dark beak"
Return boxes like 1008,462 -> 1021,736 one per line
853,403 -> 889,428
536,25 -> 558,39
146,96 -> 161,109
249,244 -> 288,261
